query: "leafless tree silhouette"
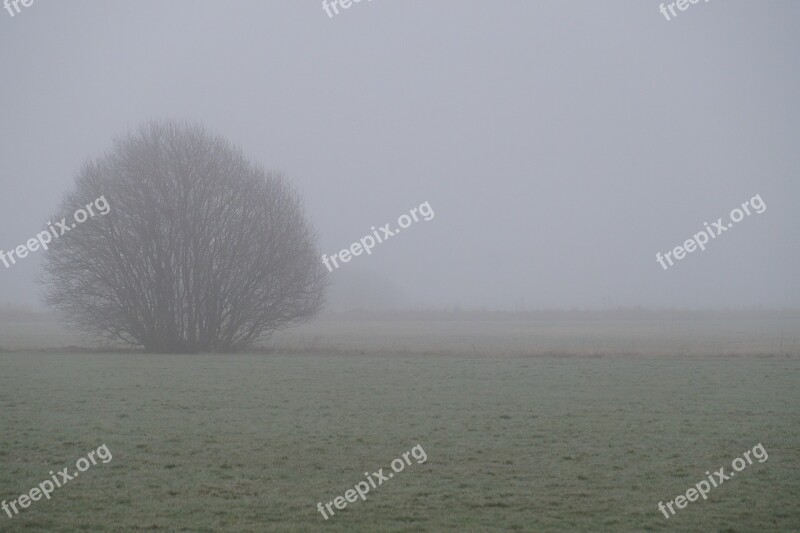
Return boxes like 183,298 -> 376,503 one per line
40,120 -> 327,353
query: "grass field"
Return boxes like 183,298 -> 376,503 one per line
1,316 -> 799,531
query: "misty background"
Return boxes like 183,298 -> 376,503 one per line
1,0 -> 798,311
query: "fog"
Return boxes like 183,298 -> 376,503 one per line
1,0 -> 798,311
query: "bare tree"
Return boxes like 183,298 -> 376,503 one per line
40,120 -> 327,353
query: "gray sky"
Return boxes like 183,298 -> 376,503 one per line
1,0 -> 798,310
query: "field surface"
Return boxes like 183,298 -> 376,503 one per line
0,316 -> 798,532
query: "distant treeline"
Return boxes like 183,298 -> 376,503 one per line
2,304 -> 799,323
320,307 -> 800,322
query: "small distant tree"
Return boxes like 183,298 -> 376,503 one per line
41,120 -> 327,353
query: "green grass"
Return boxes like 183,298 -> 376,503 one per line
0,351 -> 798,531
